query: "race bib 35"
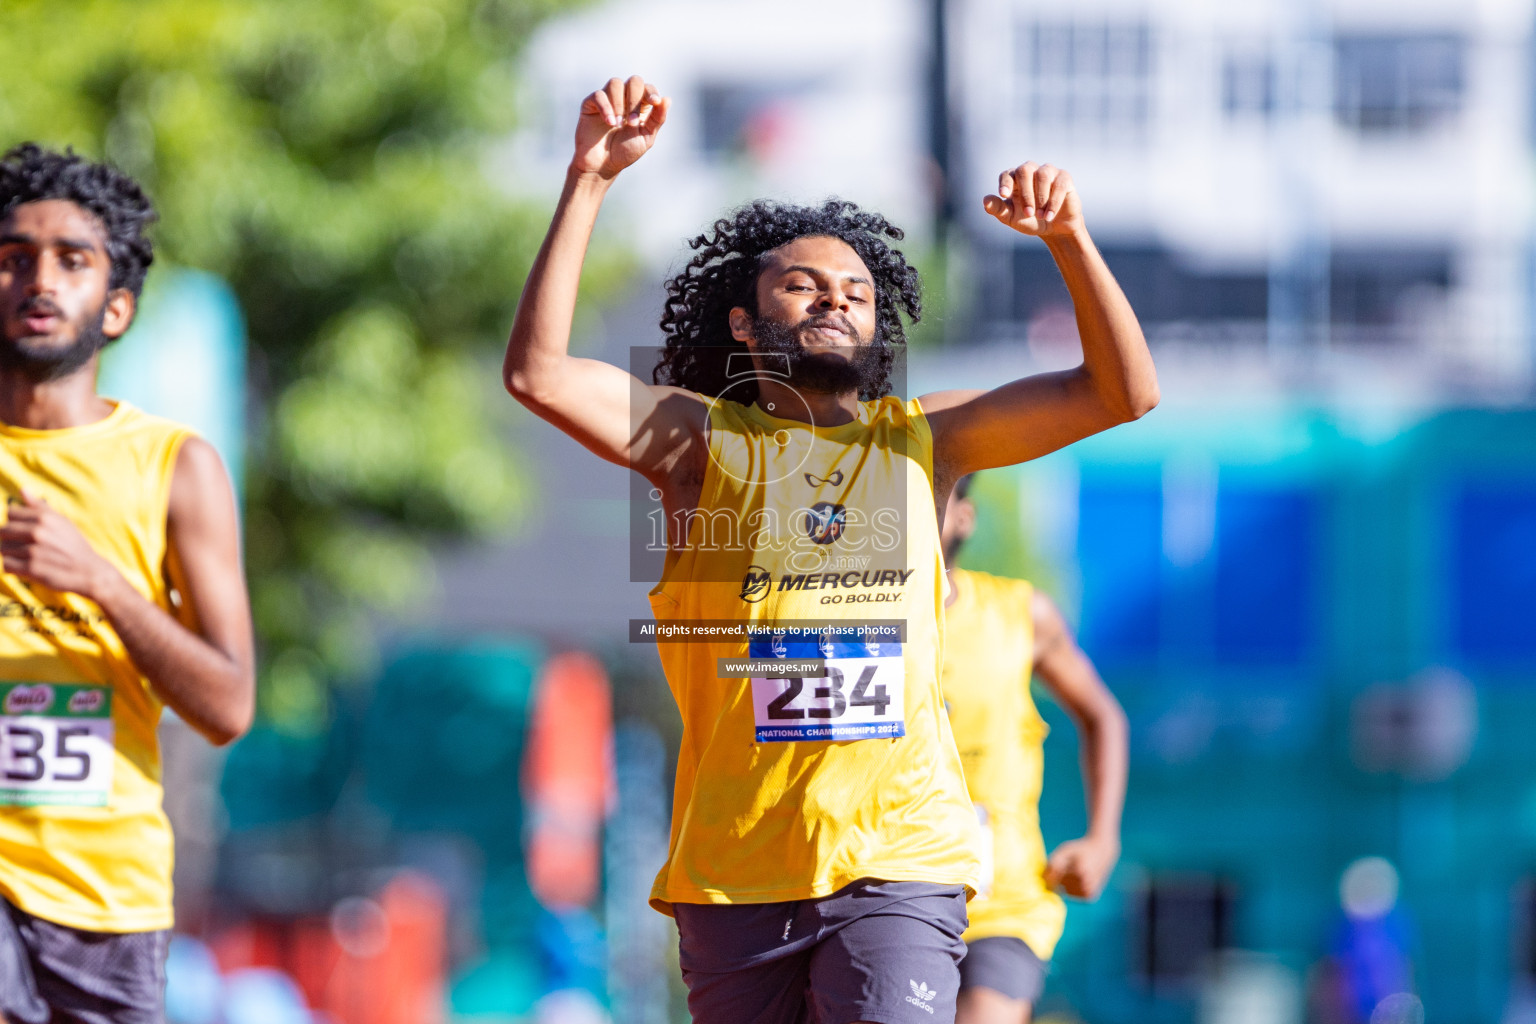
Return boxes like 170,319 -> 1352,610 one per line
0,683 -> 114,808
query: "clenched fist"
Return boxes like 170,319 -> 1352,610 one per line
983,162 -> 1083,239
1043,833 -> 1120,900
572,75 -> 670,181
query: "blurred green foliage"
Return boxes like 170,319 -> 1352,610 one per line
0,0 -> 619,732
953,467 -> 1061,597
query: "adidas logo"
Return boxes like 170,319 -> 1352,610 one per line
905,979 -> 936,1014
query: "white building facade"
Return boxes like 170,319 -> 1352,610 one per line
510,0 -> 936,268
946,0 -> 1536,390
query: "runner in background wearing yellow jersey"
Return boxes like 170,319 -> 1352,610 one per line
0,145 -> 254,1024
503,76 -> 1157,1024
941,475 -> 1127,1024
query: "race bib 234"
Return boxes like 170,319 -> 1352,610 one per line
748,631 -> 906,742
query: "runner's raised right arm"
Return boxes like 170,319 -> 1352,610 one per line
503,76 -> 706,483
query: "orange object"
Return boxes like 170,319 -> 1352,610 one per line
319,873 -> 448,1024
523,652 -> 615,908
207,872 -> 448,1024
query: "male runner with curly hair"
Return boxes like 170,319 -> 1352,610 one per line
503,77 -> 1157,1024
0,143 -> 254,1023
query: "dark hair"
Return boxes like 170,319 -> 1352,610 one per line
654,199 -> 921,402
0,144 -> 157,299
954,473 -> 974,500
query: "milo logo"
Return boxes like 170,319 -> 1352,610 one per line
68,690 -> 105,714
5,685 -> 54,714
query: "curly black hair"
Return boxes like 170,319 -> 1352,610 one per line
0,143 -> 157,299
654,199 -> 921,402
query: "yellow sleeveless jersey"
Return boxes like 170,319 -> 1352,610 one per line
0,401 -> 193,932
942,568 -> 1066,959
647,395 -> 981,913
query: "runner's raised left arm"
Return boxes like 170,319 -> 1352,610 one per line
924,163 -> 1158,478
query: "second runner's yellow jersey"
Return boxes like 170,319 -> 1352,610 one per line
647,395 -> 981,913
0,401 -> 193,932
942,568 -> 1066,958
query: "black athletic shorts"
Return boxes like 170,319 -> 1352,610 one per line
674,878 -> 969,1024
0,897 -> 169,1024
958,935 -> 1049,1005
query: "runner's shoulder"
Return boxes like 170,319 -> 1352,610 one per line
649,383 -> 712,413
914,389 -> 986,416
169,435 -> 228,490
635,384 -> 711,469
652,383 -> 712,406
93,401 -> 196,445
956,568 -> 1034,606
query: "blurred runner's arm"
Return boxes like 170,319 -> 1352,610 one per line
502,76 -> 706,484
0,438 -> 255,746
924,163 -> 1158,479
1031,589 -> 1127,900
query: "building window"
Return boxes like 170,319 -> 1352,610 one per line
697,82 -> 801,162
1329,248 -> 1451,331
1334,35 -> 1465,133
1014,245 -> 1268,326
1016,20 -> 1154,142
1222,49 -> 1276,119
1136,875 -> 1236,992
1513,881 -> 1536,980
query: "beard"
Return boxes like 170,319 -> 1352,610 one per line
0,299 -> 111,383
750,311 -> 891,397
